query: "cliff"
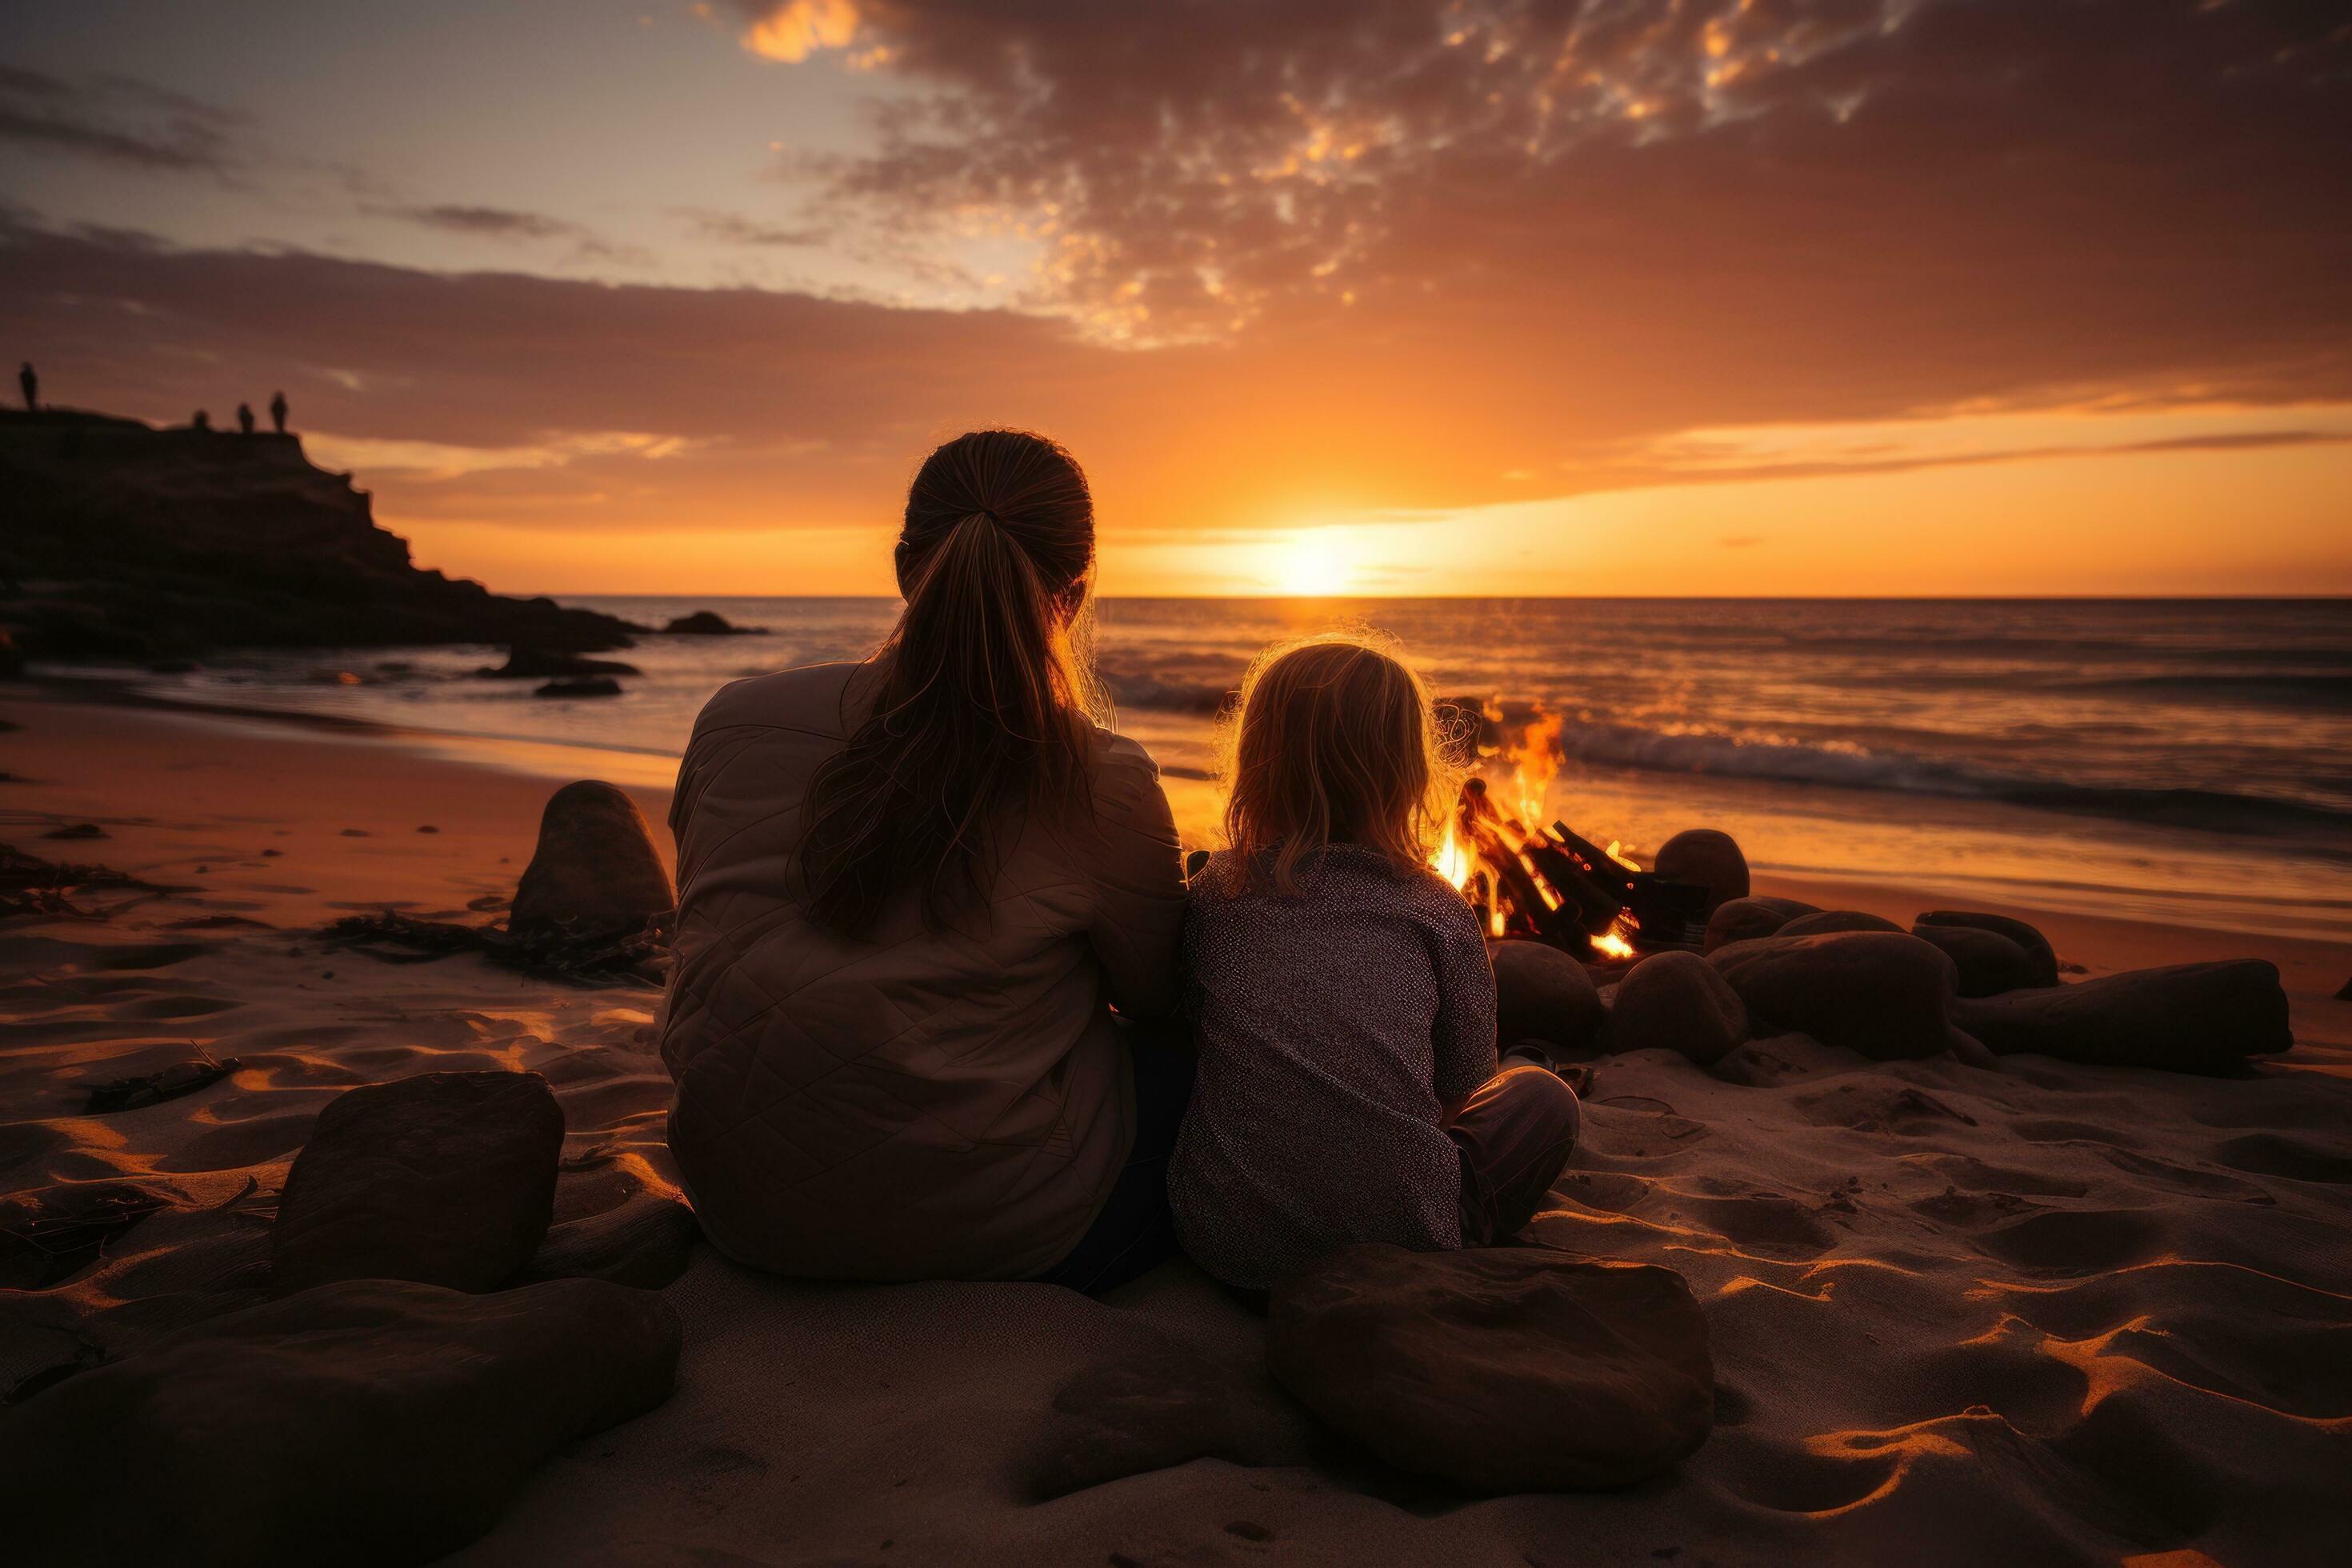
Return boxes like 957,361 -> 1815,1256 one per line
0,408 -> 638,661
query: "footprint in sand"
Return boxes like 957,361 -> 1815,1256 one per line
1792,1081 -> 1977,1137
2214,1132 -> 2352,1186
1971,1207 -> 2163,1274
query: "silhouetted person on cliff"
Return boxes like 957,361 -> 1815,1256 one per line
270,390 -> 288,434
192,410 -> 211,431
18,362 -> 34,411
237,402 -> 255,434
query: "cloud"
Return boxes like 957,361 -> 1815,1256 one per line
726,0 -> 2352,368
362,203 -> 654,267
0,66 -> 238,174
677,208 -> 830,247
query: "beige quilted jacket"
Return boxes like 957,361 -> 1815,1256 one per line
658,662 -> 1188,1281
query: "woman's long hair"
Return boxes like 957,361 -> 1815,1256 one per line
1218,631 -> 1464,893
799,430 -> 1110,937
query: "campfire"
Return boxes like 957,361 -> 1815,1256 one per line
1429,702 -> 1709,965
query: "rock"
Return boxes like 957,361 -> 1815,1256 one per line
508,780 -> 674,947
1776,909 -> 1904,938
0,406 -> 640,662
1652,829 -> 1749,915
1709,931 -> 1978,1060
1267,1245 -> 1713,1492
0,1277 -> 680,1567
509,1192 -> 698,1290
2338,975 -> 2351,1002
1914,910 -> 2061,990
479,647 -> 640,679
1027,1343 -> 1310,1502
1490,939 -> 1605,1052
271,1070 -> 564,1294
1953,961 -> 2292,1073
534,676 -> 622,698
1910,922 -> 2041,998
42,822 -> 107,840
1606,951 -> 1749,1065
1702,895 -> 1819,952
662,610 -> 762,635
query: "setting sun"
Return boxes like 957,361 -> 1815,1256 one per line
1270,530 -> 1359,598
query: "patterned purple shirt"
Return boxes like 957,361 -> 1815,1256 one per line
1169,845 -> 1500,1290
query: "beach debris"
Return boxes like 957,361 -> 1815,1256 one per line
82,1050 -> 240,1114
662,609 -> 766,634
1653,829 -> 1750,916
1915,910 -> 2061,990
273,1070 -> 564,1294
40,821 -> 107,840
509,779 -> 676,949
1490,939 -> 1604,1052
1604,950 -> 1750,1066
320,909 -> 670,985
1710,930 -> 1984,1061
1702,894 -> 1820,953
476,646 -> 640,679
534,676 -> 624,698
2338,975 -> 2351,1002
510,1191 -> 699,1291
1028,1344 -> 1313,1502
1954,960 -> 2291,1074
0,841 -> 151,922
0,1277 -> 681,1566
0,1181 -> 176,1289
1268,1244 -> 1714,1492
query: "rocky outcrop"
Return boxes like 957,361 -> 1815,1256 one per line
1710,931 -> 1980,1060
0,1277 -> 681,1567
1267,1245 -> 1714,1492
478,649 -> 641,680
508,781 -> 675,947
271,1071 -> 564,1294
1653,829 -> 1749,915
1910,922 -> 2042,998
1606,950 -> 1750,1065
663,610 -> 763,635
0,409 -> 638,660
1954,961 -> 2292,1073
1490,938 -> 1605,1052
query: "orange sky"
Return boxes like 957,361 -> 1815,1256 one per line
5,1 -> 2348,595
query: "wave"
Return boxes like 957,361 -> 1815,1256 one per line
2058,672 -> 2352,710
1550,721 -> 2352,836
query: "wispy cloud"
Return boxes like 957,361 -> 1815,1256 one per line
677,208 -> 830,247
0,66 -> 239,174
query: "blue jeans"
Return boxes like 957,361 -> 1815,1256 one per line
1030,1029 -> 1195,1294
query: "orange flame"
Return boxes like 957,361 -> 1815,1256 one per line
1502,713 -> 1564,826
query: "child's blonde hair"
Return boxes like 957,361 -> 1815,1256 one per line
1218,631 -> 1465,892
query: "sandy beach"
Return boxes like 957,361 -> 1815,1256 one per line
2,689 -> 2346,1564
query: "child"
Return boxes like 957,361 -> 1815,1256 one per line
1170,634 -> 1582,1293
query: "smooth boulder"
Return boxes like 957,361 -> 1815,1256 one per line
1954,961 -> 2291,1073
1709,931 -> 1977,1060
0,1277 -> 680,1568
1268,1245 -> 1714,1492
510,1192 -> 698,1290
1910,922 -> 2042,998
1702,895 -> 1819,953
272,1070 -> 564,1294
1915,910 -> 2060,990
1777,909 -> 1905,938
1653,829 -> 1749,916
508,779 -> 675,946
1606,950 -> 1750,1065
1490,939 -> 1605,1052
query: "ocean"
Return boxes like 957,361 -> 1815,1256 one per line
94,598 -> 2352,941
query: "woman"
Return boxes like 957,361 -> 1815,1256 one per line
660,430 -> 1190,1291
1172,635 -> 1582,1292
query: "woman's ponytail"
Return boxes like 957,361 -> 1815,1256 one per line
799,430 -> 1106,937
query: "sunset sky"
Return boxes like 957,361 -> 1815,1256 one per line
3,1 -> 2347,596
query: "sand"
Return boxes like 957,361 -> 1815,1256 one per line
4,690 -> 2349,1565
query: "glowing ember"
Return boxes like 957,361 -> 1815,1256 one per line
1594,921 -> 1638,961
1603,838 -> 1641,873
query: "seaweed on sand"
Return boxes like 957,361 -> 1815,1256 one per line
82,1050 -> 242,1114
0,842 -> 153,922
320,909 -> 671,986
